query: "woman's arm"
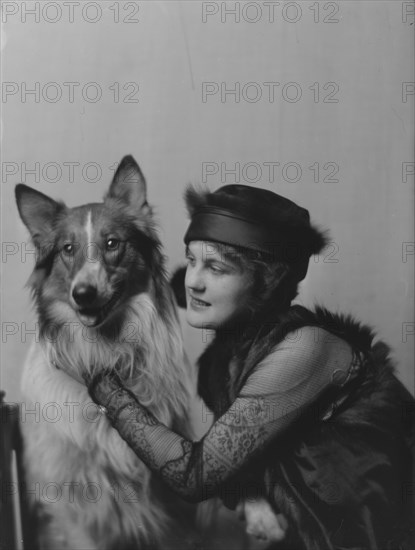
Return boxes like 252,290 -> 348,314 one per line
91,328 -> 353,502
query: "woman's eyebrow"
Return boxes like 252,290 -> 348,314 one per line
223,252 -> 242,267
203,248 -> 228,263
205,257 -> 227,266
223,251 -> 237,262
185,245 -> 235,267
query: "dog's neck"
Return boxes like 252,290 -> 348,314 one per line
40,291 -> 192,425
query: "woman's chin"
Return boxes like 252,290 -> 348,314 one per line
185,309 -> 217,330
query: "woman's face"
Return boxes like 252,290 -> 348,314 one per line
184,241 -> 253,329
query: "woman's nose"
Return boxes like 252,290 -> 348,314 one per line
185,265 -> 205,292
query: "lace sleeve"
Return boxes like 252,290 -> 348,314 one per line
91,328 -> 353,503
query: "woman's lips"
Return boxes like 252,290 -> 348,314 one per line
189,296 -> 211,309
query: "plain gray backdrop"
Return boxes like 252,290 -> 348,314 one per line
2,0 -> 414,404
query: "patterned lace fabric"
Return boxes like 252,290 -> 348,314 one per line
91,327 -> 356,502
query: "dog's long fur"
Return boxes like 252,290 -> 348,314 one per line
15,156 -> 195,550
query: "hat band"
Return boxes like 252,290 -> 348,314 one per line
183,208 -> 276,255
184,207 -> 310,279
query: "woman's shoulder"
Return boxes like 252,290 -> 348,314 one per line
240,325 -> 354,397
273,324 -> 353,362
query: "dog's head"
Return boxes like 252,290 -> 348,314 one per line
15,155 -> 163,329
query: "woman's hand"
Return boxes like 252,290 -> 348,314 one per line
56,359 -> 118,392
236,498 -> 288,542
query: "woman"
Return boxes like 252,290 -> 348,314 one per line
84,185 -> 413,549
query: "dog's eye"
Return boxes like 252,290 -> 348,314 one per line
106,238 -> 119,251
62,243 -> 75,256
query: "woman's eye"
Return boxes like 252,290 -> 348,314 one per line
185,256 -> 195,266
106,238 -> 119,251
62,243 -> 74,256
210,264 -> 225,273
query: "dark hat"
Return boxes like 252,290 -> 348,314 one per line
183,184 -> 328,281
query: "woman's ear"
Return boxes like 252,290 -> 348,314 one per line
170,266 -> 187,308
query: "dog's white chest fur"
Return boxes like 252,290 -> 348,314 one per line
21,339 -> 170,550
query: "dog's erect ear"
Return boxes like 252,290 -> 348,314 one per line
107,155 -> 150,215
15,184 -> 64,248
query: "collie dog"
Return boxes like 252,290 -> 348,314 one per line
15,156 -> 195,550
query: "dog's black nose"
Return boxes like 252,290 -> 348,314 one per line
72,284 -> 97,307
